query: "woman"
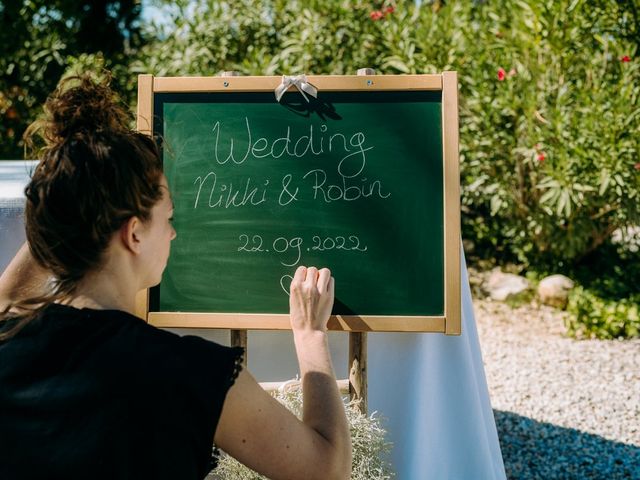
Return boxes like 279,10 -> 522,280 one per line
0,76 -> 351,479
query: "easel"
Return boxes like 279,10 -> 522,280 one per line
135,69 -> 461,416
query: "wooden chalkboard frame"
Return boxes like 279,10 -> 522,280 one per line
135,73 -> 460,334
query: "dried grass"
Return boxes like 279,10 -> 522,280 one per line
209,384 -> 394,479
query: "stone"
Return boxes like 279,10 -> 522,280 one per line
537,274 -> 575,309
486,268 -> 530,301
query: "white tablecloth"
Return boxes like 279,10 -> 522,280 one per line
1,160 -> 506,479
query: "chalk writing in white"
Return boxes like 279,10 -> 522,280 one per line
278,174 -> 299,206
302,169 -> 390,202
193,172 -> 269,209
211,118 -> 374,166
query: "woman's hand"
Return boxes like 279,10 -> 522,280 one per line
289,266 -> 334,333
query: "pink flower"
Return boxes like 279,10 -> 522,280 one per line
537,152 -> 546,163
621,55 -> 631,63
385,6 -> 395,14
370,10 -> 383,20
497,68 -> 506,81
634,162 -> 640,170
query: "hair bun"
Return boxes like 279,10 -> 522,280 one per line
25,74 -> 131,150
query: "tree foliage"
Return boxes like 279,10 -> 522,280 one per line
0,0 -> 145,158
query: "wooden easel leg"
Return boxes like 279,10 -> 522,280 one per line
230,329 -> 248,368
349,332 -> 368,415
347,66 -> 375,416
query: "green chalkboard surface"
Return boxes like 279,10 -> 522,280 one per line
151,90 -> 444,316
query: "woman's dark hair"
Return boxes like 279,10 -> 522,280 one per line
0,74 -> 163,339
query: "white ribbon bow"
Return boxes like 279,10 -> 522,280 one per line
274,75 -> 318,102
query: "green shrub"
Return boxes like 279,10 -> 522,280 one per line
565,239 -> 640,300
209,385 -> 394,479
454,1 -> 640,266
521,240 -> 639,339
565,286 -> 640,339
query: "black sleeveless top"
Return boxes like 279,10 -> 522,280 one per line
0,304 -> 243,480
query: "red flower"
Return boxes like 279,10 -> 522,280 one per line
497,68 -> 506,81
537,152 -> 546,162
385,6 -> 395,14
5,107 -> 18,120
634,162 -> 640,170
621,55 -> 631,63
370,10 -> 383,20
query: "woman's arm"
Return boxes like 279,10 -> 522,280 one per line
0,242 -> 50,311
214,266 -> 351,480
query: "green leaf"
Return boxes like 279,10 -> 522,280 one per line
599,171 -> 611,195
540,188 -> 558,204
382,57 -> 410,74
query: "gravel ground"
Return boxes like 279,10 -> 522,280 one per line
474,299 -> 640,479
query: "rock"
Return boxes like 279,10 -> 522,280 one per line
537,274 -> 575,309
467,266 -> 488,298
486,268 -> 530,301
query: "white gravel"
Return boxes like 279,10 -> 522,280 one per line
475,299 -> 640,479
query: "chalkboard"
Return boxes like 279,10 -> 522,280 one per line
136,75 -> 460,333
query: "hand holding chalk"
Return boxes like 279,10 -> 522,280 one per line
289,266 -> 334,333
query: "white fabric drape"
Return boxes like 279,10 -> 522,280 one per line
367,247 -> 506,479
